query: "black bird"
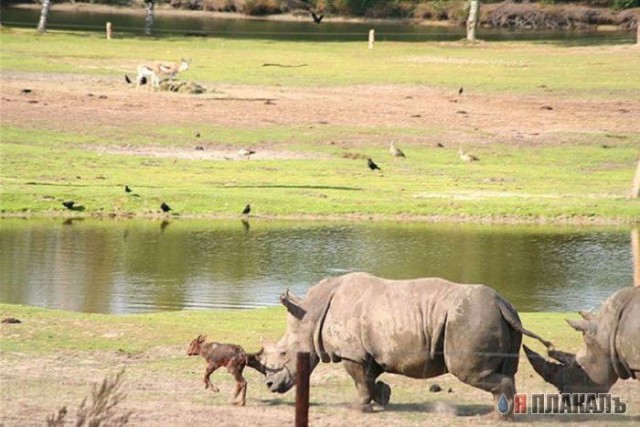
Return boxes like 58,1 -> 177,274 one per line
310,11 -> 324,24
62,201 -> 75,210
367,158 -> 381,172
125,75 -> 132,84
242,204 -> 251,215
160,202 -> 172,213
125,185 -> 132,193
458,87 -> 464,95
195,132 -> 201,138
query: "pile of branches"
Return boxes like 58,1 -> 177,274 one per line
482,3 -> 638,30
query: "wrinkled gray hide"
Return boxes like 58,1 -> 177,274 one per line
258,272 -> 550,417
525,287 -> 639,396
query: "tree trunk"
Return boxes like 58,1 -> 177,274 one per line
467,0 -> 479,42
144,0 -> 155,36
37,0 -> 52,34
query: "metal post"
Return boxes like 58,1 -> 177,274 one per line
295,352 -> 311,427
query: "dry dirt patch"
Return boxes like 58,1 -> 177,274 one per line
2,71 -> 639,152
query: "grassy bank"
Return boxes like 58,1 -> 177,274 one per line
1,303 -> 638,425
1,29 -> 639,223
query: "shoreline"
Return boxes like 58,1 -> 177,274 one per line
1,212 -> 636,226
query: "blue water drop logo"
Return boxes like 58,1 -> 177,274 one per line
497,393 -> 509,415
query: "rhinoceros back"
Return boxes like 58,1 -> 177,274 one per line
316,272 -> 521,379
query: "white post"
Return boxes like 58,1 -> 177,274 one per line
368,29 -> 375,50
106,22 -> 112,40
632,159 -> 640,198
632,228 -> 640,287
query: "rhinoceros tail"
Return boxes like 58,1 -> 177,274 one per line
496,296 -> 554,350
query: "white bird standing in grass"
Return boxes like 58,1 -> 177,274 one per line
458,148 -> 479,162
389,141 -> 405,158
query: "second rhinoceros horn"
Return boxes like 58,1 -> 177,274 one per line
523,345 -> 571,390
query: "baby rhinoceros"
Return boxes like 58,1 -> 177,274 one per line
187,335 -> 265,406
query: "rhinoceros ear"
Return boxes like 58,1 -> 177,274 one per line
566,318 -> 596,335
280,289 -> 307,319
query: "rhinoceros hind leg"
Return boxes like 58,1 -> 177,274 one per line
473,373 -> 516,419
373,381 -> 391,406
343,360 -> 385,410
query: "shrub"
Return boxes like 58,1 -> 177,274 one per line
244,0 -> 284,15
46,369 -> 132,427
202,0 -> 242,11
613,0 -> 640,9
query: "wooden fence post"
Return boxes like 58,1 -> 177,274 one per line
368,29 -> 375,50
632,228 -> 640,287
106,22 -> 112,40
295,352 -> 311,427
631,158 -> 640,199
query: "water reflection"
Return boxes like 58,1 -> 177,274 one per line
0,218 -> 633,314
2,7 -> 635,44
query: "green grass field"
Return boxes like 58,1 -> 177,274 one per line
1,28 -> 639,222
2,302 -> 638,425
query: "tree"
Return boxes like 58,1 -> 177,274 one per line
37,0 -> 52,34
144,0 -> 155,36
466,0 -> 479,42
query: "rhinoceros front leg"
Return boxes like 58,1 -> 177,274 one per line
343,360 -> 390,412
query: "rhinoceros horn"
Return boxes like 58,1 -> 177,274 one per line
523,345 -> 570,390
280,289 -> 307,319
566,318 -> 597,335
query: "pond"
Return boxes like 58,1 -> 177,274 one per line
0,218 -> 633,314
2,6 -> 635,44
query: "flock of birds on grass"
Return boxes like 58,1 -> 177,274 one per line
61,138 -> 478,217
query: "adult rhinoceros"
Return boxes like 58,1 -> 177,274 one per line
524,287 -> 639,397
257,272 -> 551,418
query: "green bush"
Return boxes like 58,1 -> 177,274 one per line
612,0 -> 640,9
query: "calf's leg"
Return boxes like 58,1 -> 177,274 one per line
204,364 -> 220,392
231,363 -> 248,406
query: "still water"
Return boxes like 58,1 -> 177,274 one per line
2,7 -> 635,44
0,218 -> 633,314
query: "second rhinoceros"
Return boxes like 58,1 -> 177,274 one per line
524,287 -> 639,397
257,272 -> 551,418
